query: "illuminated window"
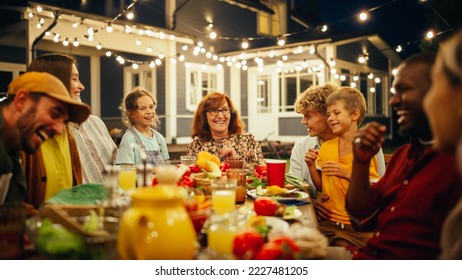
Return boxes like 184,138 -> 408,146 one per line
258,0 -> 287,37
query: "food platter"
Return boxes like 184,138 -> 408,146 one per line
247,189 -> 309,202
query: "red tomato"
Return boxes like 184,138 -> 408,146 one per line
254,197 -> 278,216
254,242 -> 284,260
151,177 -> 158,186
255,165 -> 267,176
188,164 -> 201,173
220,162 -> 231,172
255,236 -> 300,260
270,236 -> 300,254
233,230 -> 265,259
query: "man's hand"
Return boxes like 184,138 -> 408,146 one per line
353,122 -> 387,163
313,193 -> 332,221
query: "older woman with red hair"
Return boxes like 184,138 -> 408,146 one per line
187,92 -> 264,170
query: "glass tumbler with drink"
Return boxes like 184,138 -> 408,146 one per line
180,155 -> 197,166
211,178 -> 237,215
226,168 -> 247,204
118,164 -> 137,190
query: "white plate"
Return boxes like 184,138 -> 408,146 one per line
264,216 -> 289,232
247,189 -> 309,201
283,208 -> 302,220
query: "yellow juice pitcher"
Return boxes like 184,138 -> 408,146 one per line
117,186 -> 196,259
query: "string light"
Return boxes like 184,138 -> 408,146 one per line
277,35 -> 285,46
241,39 -> 249,49
358,11 -> 368,21
29,0 -> 447,73
126,10 -> 134,20
106,23 -> 113,33
209,31 -> 217,39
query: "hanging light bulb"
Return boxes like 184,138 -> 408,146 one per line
36,5 -> 43,13
132,63 -> 139,69
321,25 -> 328,32
277,35 -> 285,46
96,43 -> 102,50
105,51 -> 112,57
395,45 -> 402,52
62,38 -> 69,46
72,38 -> 79,47
53,33 -> 60,43
126,10 -> 134,20
241,39 -> 249,49
125,25 -> 131,33
106,23 -> 113,33
358,11 -> 368,21
426,30 -> 435,39
209,31 -> 217,39
329,58 -> 336,67
72,21 -> 78,28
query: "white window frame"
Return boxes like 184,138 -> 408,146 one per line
185,63 -> 224,112
124,64 -> 157,99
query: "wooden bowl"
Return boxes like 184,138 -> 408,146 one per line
190,173 -> 212,195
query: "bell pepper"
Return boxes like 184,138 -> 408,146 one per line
178,175 -> 194,188
197,151 -> 220,172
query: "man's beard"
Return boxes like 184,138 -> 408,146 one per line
18,105 -> 41,154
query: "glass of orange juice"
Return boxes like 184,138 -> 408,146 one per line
118,164 -> 137,190
207,213 -> 237,259
211,178 -> 237,215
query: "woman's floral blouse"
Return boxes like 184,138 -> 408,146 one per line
187,132 -> 265,170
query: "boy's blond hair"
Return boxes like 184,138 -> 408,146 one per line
294,83 -> 339,115
326,86 -> 367,125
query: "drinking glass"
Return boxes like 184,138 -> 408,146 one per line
118,164 -> 137,190
226,168 -> 247,204
210,178 -> 237,215
180,155 -> 197,166
225,157 -> 245,169
207,213 -> 237,259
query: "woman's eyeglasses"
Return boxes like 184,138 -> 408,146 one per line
207,107 -> 230,116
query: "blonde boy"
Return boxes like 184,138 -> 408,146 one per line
306,86 -> 379,248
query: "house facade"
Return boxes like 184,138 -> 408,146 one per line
0,0 -> 402,145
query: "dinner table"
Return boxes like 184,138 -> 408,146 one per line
20,181 -> 327,260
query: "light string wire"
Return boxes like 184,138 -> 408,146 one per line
31,0 -> 453,69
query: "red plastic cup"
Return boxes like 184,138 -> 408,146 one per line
266,159 -> 286,187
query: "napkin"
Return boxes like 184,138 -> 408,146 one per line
46,184 -> 107,205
